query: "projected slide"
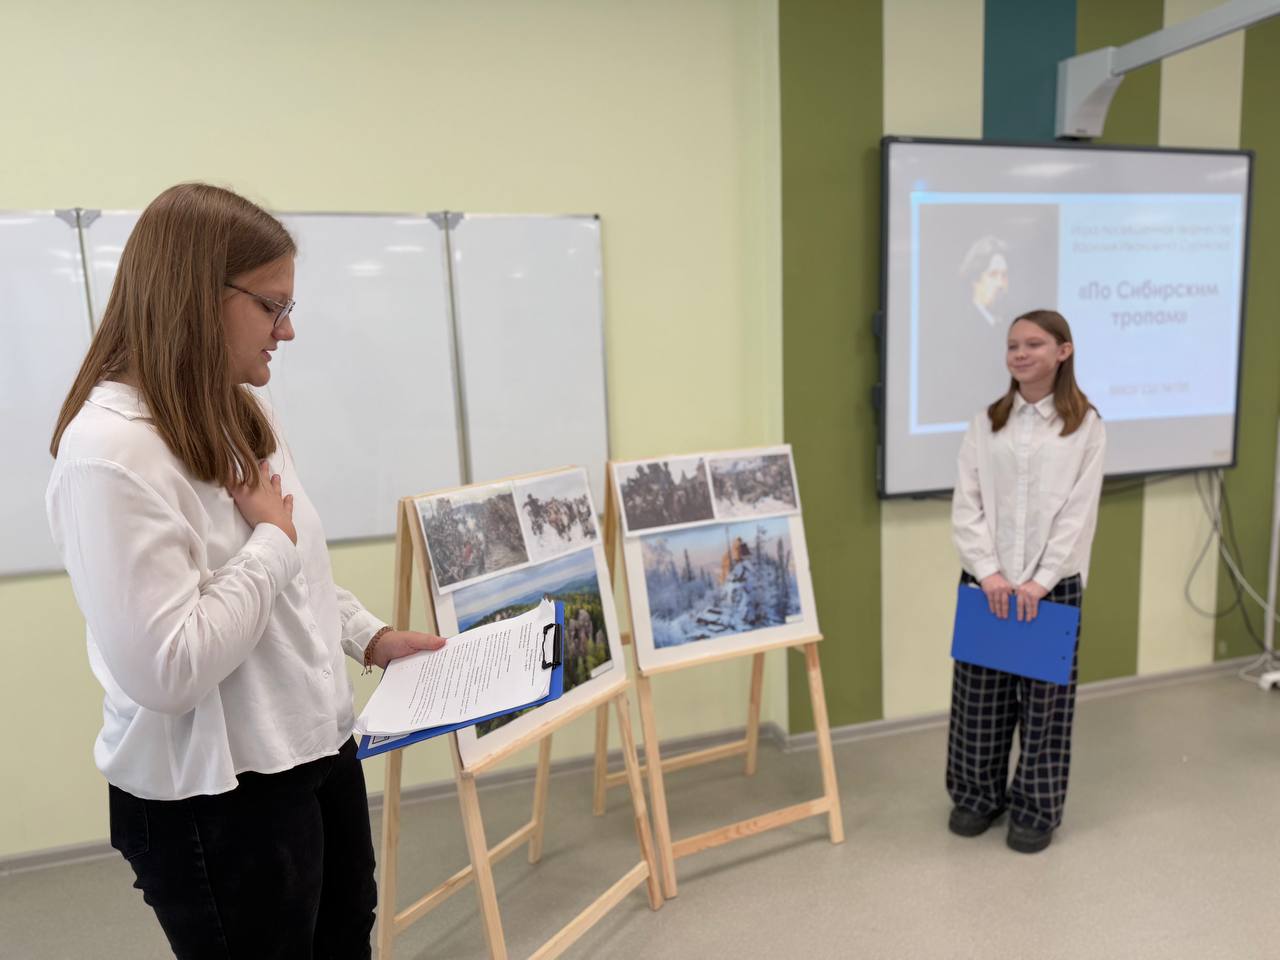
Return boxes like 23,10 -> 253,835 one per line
881,139 -> 1250,496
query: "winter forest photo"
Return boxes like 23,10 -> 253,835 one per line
640,517 -> 801,648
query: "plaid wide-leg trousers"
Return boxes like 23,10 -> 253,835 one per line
946,572 -> 1084,832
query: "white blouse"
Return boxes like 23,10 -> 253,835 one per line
46,382 -> 385,801
952,392 -> 1106,591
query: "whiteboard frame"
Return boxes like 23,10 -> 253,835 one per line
0,209 -> 95,576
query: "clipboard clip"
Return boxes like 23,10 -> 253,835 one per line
541,621 -> 563,670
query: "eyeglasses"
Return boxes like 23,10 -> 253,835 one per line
224,283 -> 296,329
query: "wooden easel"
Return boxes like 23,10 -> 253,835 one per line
588,461 -> 844,898
376,488 -> 663,960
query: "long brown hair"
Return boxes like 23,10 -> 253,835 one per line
51,183 -> 295,487
987,309 -> 1098,436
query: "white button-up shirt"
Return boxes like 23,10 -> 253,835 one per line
952,392 -> 1106,591
46,382 -> 385,801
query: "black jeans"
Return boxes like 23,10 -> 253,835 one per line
108,738 -> 377,959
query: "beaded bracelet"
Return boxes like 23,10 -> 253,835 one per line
362,626 -> 393,675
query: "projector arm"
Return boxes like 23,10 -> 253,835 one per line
1056,0 -> 1280,139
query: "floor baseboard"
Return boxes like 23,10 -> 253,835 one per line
2,654 -> 1256,876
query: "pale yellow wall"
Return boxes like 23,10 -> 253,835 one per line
1137,0 -> 1243,674
0,0 -> 783,859
880,0 -> 985,719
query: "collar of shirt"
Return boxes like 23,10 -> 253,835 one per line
87,381 -> 149,421
1011,391 -> 1056,421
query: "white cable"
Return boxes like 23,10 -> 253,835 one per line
1187,470 -> 1280,681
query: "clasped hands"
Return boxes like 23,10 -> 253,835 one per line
978,573 -> 1048,622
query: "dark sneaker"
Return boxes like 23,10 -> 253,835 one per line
948,806 -> 1004,837
1007,821 -> 1053,854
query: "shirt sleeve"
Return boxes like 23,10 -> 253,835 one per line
952,418 -> 1001,581
49,459 -> 301,715
334,586 -> 388,664
1032,416 -> 1107,592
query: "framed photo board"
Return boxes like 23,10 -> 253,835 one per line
415,466 -> 627,769
612,445 -> 819,674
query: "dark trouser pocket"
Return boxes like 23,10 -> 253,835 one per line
108,785 -> 150,861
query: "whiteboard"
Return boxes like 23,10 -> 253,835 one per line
77,211 -> 463,542
82,210 -> 139,327
447,215 -> 610,510
268,214 -> 462,539
0,212 -> 94,575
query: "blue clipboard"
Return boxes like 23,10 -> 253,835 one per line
357,601 -> 566,760
950,585 -> 1080,685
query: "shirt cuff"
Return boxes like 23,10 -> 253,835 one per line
969,558 -> 1001,581
242,523 -> 302,595
1032,568 -> 1060,593
341,610 -> 388,664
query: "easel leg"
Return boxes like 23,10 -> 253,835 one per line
528,736 -> 553,864
376,751 -> 403,960
456,772 -> 509,960
804,642 -> 845,844
635,673 -> 678,899
613,692 -> 664,911
745,652 -> 765,777
591,704 -> 610,816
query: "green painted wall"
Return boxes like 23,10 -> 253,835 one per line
1071,0 -> 1163,683
780,0 -> 884,732
983,0 -> 1077,141
1216,18 -> 1280,660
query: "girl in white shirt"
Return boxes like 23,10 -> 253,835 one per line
947,309 -> 1106,855
46,183 -> 446,958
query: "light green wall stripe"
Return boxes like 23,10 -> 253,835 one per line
1215,17 -> 1280,660
880,0 -> 986,721
1072,0 -> 1163,684
780,0 -> 884,731
1137,0 -> 1243,676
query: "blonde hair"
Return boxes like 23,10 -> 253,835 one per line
51,183 -> 295,486
987,309 -> 1098,436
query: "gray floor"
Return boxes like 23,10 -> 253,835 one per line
3,672 -> 1278,959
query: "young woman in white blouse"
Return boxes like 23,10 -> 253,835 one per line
947,308 -> 1105,854
47,183 -> 446,958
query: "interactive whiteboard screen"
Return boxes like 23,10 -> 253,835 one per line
447,215 -> 610,511
880,138 -> 1251,497
0,212 -> 93,575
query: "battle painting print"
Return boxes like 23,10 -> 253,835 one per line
615,455 -> 714,534
514,469 -> 600,563
417,482 -> 530,591
707,449 -> 800,520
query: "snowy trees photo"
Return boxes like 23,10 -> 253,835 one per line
641,517 -> 800,648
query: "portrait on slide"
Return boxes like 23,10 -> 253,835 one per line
708,450 -> 799,519
417,483 -> 529,591
514,469 -> 599,563
639,517 -> 802,649
452,548 -> 615,737
914,202 -> 1060,426
616,456 -> 715,533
